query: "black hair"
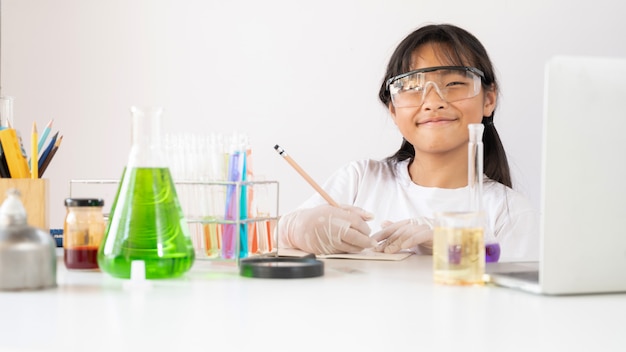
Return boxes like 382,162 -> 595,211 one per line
378,24 -> 512,188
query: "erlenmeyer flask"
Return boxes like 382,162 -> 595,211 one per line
98,106 -> 195,279
468,123 -> 500,263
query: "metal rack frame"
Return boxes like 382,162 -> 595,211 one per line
69,178 -> 280,263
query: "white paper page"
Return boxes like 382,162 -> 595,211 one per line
277,248 -> 413,261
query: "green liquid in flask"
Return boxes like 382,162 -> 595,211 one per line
98,167 -> 195,279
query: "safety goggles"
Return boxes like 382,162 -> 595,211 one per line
386,66 -> 485,108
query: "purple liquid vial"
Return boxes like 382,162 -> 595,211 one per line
485,242 -> 501,263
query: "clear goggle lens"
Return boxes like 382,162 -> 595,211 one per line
387,66 -> 484,108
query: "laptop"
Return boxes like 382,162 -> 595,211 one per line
486,55 -> 626,295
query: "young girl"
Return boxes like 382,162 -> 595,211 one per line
278,24 -> 539,262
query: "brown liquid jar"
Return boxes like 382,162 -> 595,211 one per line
63,198 -> 105,270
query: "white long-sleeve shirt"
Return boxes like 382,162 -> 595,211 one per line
280,159 -> 539,262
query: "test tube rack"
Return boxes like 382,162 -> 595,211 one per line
68,178 -> 280,264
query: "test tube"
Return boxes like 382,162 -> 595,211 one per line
468,123 -> 500,262
468,124 -> 484,211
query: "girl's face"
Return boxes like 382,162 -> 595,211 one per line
389,43 -> 496,157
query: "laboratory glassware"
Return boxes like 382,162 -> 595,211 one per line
433,210 -> 485,285
0,96 -> 14,129
468,123 -> 500,262
98,106 -> 195,279
64,198 -> 105,269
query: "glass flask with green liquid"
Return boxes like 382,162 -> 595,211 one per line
98,106 -> 195,279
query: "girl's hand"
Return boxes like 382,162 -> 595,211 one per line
280,204 -> 376,254
371,217 -> 434,254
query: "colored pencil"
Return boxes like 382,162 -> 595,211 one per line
38,131 -> 58,170
38,135 -> 62,178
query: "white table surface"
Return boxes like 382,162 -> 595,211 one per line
1,252 -> 625,352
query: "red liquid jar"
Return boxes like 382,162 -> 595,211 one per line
63,198 -> 105,270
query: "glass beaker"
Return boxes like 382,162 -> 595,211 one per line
98,106 -> 195,279
468,123 -> 500,262
433,211 -> 485,286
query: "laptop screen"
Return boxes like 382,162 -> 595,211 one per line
488,56 -> 626,295
538,55 -> 626,294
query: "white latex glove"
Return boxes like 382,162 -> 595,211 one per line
371,217 -> 434,254
278,204 -> 376,254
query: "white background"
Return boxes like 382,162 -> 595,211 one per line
2,0 -> 625,228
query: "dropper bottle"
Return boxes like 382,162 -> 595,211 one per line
468,123 -> 501,262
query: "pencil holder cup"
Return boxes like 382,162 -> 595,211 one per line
0,178 -> 49,231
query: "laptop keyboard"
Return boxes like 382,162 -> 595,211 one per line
502,271 -> 539,283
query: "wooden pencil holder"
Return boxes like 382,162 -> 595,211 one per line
0,178 -> 49,231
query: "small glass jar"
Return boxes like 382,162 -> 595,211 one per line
63,198 -> 105,270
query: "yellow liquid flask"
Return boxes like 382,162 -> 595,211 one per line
98,106 -> 195,279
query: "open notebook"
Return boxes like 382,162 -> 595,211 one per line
486,55 -> 626,295
277,248 -> 413,261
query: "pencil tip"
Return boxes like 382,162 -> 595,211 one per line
274,144 -> 287,156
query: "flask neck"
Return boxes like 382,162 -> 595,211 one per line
467,123 -> 484,212
0,96 -> 14,129
128,106 -> 167,168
